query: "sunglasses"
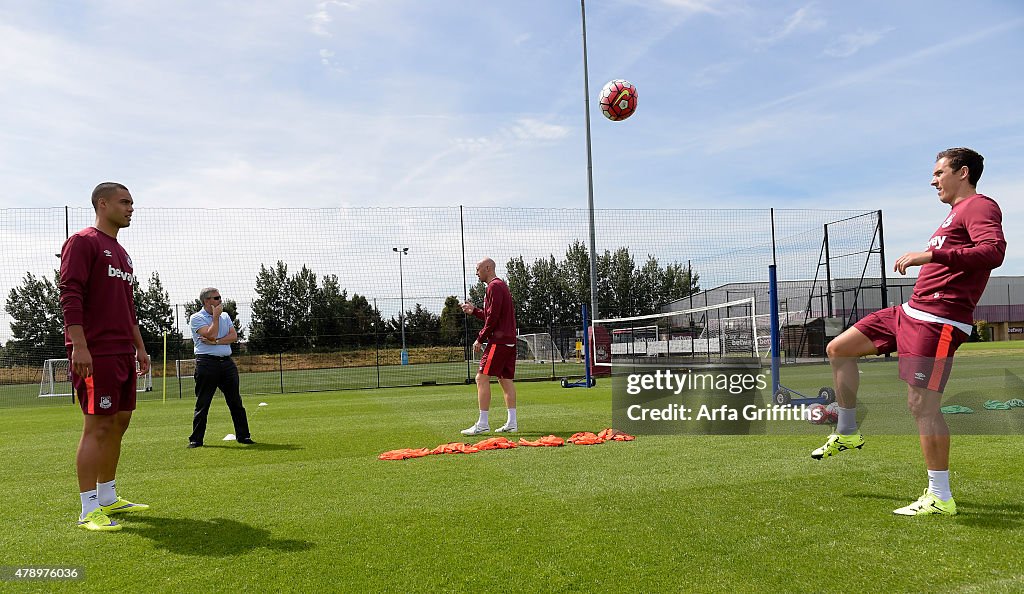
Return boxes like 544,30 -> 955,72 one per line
209,296 -> 221,301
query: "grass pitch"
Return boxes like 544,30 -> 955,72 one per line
3,353 -> 1024,592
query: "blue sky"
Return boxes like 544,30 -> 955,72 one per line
1,0 -> 1022,275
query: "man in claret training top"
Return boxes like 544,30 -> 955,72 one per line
60,182 -> 151,531
811,148 -> 1005,516
460,258 -> 519,436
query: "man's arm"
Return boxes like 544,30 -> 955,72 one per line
67,325 -> 92,379
59,235 -> 93,378
477,287 -> 503,344
929,201 -> 1006,271
460,301 -> 485,321
131,325 -> 150,375
196,306 -> 223,339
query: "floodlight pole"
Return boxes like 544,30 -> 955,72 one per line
393,247 -> 409,365
580,0 -> 599,323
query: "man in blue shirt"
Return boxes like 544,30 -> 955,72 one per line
187,287 -> 253,448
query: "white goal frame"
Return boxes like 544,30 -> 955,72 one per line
516,333 -> 564,363
175,358 -> 197,379
592,297 -> 759,368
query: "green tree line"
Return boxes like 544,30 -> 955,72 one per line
2,244 -> 699,363
2,270 -> 180,366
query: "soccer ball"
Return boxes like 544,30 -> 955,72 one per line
807,404 -> 830,425
824,402 -> 840,424
599,79 -> 638,121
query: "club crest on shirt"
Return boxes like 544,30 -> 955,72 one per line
941,213 -> 956,228
99,395 -> 112,409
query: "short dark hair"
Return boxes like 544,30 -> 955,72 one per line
936,148 -> 984,186
91,182 -> 129,211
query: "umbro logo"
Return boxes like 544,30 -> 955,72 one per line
103,250 -> 112,257
915,372 -> 926,381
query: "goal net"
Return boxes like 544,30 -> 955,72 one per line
516,333 -> 564,363
592,297 -> 762,368
38,358 -> 154,398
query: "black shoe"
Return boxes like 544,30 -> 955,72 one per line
187,442 -> 203,448
237,437 -> 255,445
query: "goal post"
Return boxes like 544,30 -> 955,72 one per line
591,297 -> 760,368
516,333 -> 564,363
38,358 -> 154,398
175,358 -> 197,379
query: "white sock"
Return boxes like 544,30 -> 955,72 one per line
836,406 -> 857,435
477,410 -> 489,427
928,470 -> 952,501
506,408 -> 517,426
97,479 -> 117,507
80,490 -> 99,520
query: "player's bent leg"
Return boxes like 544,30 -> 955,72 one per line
811,327 -> 876,460
826,327 -> 877,409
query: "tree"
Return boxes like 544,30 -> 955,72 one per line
502,243 -> 701,329
505,256 -> 532,326
132,271 -> 179,361
288,265 -> 320,350
563,241 -> 591,315
249,261 -> 383,353
438,296 -> 464,346
403,303 -> 440,346
249,261 -> 292,353
349,294 -> 382,347
4,271 -> 63,365
312,274 -> 349,349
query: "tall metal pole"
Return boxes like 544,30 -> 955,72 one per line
823,224 -> 833,318
393,247 -> 409,365
581,0 -> 599,322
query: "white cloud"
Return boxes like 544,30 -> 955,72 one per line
511,119 -> 571,141
758,4 -> 826,46
652,0 -> 734,15
691,60 -> 740,88
308,0 -> 359,36
824,28 -> 893,58
513,33 -> 532,46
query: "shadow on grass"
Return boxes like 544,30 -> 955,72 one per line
127,515 -> 314,556
845,491 -> 1024,529
197,442 -> 303,452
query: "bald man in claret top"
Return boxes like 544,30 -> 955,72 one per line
460,258 -> 519,435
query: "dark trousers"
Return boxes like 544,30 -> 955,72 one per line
190,355 -> 250,444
